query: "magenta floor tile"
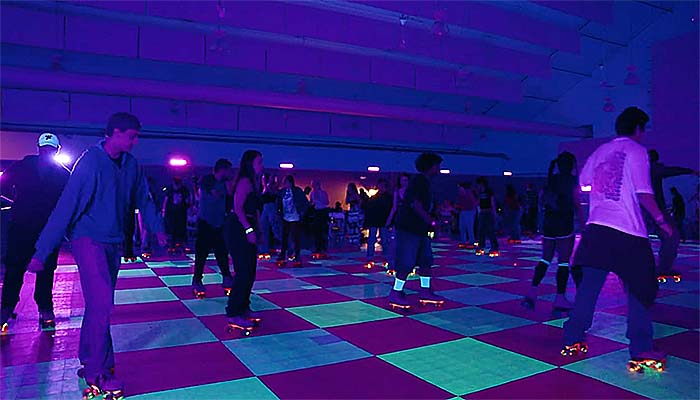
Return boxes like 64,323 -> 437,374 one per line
0,328 -> 81,367
255,268 -> 295,281
327,317 -> 463,355
261,357 -> 452,399
486,280 -> 557,297
199,309 -> 317,341
607,302 -> 699,329
480,299 -> 560,323
260,288 -> 353,308
489,267 -> 537,280
431,278 -> 471,291
170,284 -> 227,300
111,301 -> 194,325
362,294 -> 465,314
119,262 -> 148,270
436,257 -> 477,267
474,323 -> 626,366
431,266 -> 474,277
654,331 -> 699,362
468,368 -> 646,399
116,342 -> 253,396
115,276 -> 166,290
301,274 -> 376,288
329,264 -> 377,274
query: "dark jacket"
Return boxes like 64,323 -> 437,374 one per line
364,191 -> 393,227
276,186 -> 309,219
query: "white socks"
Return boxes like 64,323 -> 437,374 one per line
420,276 -> 431,288
393,279 -> 406,291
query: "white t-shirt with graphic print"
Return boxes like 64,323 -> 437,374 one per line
580,137 -> 653,238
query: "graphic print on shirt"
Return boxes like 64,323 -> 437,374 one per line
593,151 -> 626,201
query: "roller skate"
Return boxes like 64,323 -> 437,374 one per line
457,242 -> 469,249
386,268 -> 396,276
83,374 -> 124,400
488,249 -> 500,257
365,259 -> 375,269
243,309 -> 262,326
552,294 -> 574,311
122,254 -> 138,263
167,246 -> 177,255
140,251 -> 152,259
507,239 -> 522,244
192,278 -> 206,299
258,253 -> 272,261
222,276 -> 233,296
657,271 -> 682,283
275,255 -> 287,267
475,248 -> 486,256
39,310 -> 56,331
227,315 -> 255,336
468,242 -> 478,250
1,308 -> 17,334
290,256 -> 302,267
311,252 -> 328,260
561,342 -> 588,357
521,286 -> 537,310
418,288 -> 445,307
388,289 -> 411,311
628,351 -> 666,373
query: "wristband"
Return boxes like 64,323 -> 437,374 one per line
245,227 -> 254,235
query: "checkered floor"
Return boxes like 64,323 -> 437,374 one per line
1,238 -> 699,399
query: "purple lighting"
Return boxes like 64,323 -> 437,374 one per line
279,163 -> 294,169
169,157 -> 188,167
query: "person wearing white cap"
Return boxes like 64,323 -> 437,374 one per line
0,132 -> 70,333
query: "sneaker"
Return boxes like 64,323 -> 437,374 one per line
388,289 -> 411,309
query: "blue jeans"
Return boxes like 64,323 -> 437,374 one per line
504,209 -> 521,240
563,266 -> 654,357
72,237 -> 121,381
458,210 -> 476,244
394,230 -> 433,281
259,203 -> 278,254
367,226 -> 389,259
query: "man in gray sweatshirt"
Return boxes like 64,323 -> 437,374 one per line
28,112 -> 166,397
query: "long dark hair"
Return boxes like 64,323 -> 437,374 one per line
234,150 -> 262,194
396,173 -> 410,189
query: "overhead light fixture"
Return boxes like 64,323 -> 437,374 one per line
367,166 -> 380,172
503,171 -> 513,176
279,163 -> 294,169
440,169 -> 451,174
54,153 -> 71,165
169,157 -> 188,167
359,176 -> 367,180
581,185 -> 592,192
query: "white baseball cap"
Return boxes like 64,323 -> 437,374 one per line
38,132 -> 60,148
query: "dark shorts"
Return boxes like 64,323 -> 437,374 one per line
573,224 -> 657,307
543,211 -> 574,238
395,229 -> 433,274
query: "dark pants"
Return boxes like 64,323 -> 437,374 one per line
72,236 -> 121,381
532,236 -> 582,294
658,212 -> 681,274
224,216 -> 257,317
124,209 -> 137,257
394,230 -> 433,281
367,226 -> 389,259
193,220 -> 231,281
478,212 -> 499,250
165,210 -> 188,245
281,220 -> 301,259
1,223 -> 58,313
313,208 -> 329,253
563,266 -> 653,357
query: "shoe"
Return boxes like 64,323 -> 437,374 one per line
222,276 -> 233,296
418,287 -> 445,306
388,289 -> 411,310
39,309 -> 56,330
553,294 -> 573,311
522,286 -> 537,310
561,342 -> 588,356
1,308 -> 17,333
192,278 -> 206,299
83,373 -> 124,400
227,315 -> 255,335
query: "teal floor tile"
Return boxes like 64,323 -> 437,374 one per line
436,287 -> 521,305
288,300 -> 399,328
379,337 -> 554,395
411,306 -> 534,336
118,268 -> 156,278
112,318 -> 218,352
182,294 -> 279,317
159,273 -> 222,287
144,261 -> 178,268
564,349 -> 699,400
129,377 -> 278,400
451,262 -> 511,272
252,278 -> 320,294
656,293 -> 700,308
328,283 -> 392,299
114,287 -> 177,305
223,329 -> 370,375
545,312 -> 687,342
442,273 -> 517,286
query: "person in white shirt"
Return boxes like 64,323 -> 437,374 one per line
562,107 -> 673,371
310,180 -> 330,258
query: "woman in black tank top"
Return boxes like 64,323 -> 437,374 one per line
224,150 -> 264,332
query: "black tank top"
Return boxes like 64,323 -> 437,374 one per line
231,178 -> 262,226
479,190 -> 493,210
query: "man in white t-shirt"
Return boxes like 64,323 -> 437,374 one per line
562,107 -> 673,371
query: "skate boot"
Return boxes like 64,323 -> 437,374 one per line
628,351 -> 667,373
83,373 -> 124,400
418,287 -> 445,307
475,248 -> 486,256
388,289 -> 411,311
386,268 -> 396,276
561,342 -> 588,357
291,256 -> 302,267
243,309 -> 262,326
457,242 -> 468,249
192,278 -> 206,299
227,315 -> 255,336
657,270 -> 682,283
275,255 -> 287,267
521,286 -> 537,310
1,308 -> 17,334
365,259 -> 375,269
222,276 -> 234,296
140,251 -> 152,259
553,294 -> 574,311
39,310 -> 56,331
488,249 -> 500,257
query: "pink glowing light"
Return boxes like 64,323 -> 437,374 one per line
581,185 -> 592,192
169,158 -> 188,167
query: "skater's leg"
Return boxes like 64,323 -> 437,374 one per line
393,230 -> 419,283
657,213 -> 680,274
73,237 -> 120,380
554,236 -> 576,294
243,243 -> 258,311
280,221 -> 291,259
1,223 -> 36,315
379,227 -> 390,256
458,211 -> 468,243
34,248 -> 59,313
193,220 -> 210,281
212,225 -> 231,277
477,213 -> 486,250
416,236 -> 435,288
225,220 -> 255,317
367,227 -> 378,259
532,239 -> 555,286
465,210 -> 476,244
626,286 -> 654,358
563,266 -> 607,345
291,222 -> 302,260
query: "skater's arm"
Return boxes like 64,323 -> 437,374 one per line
631,148 -> 673,236
385,190 -> 398,227
33,152 -> 97,263
136,167 -> 164,235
